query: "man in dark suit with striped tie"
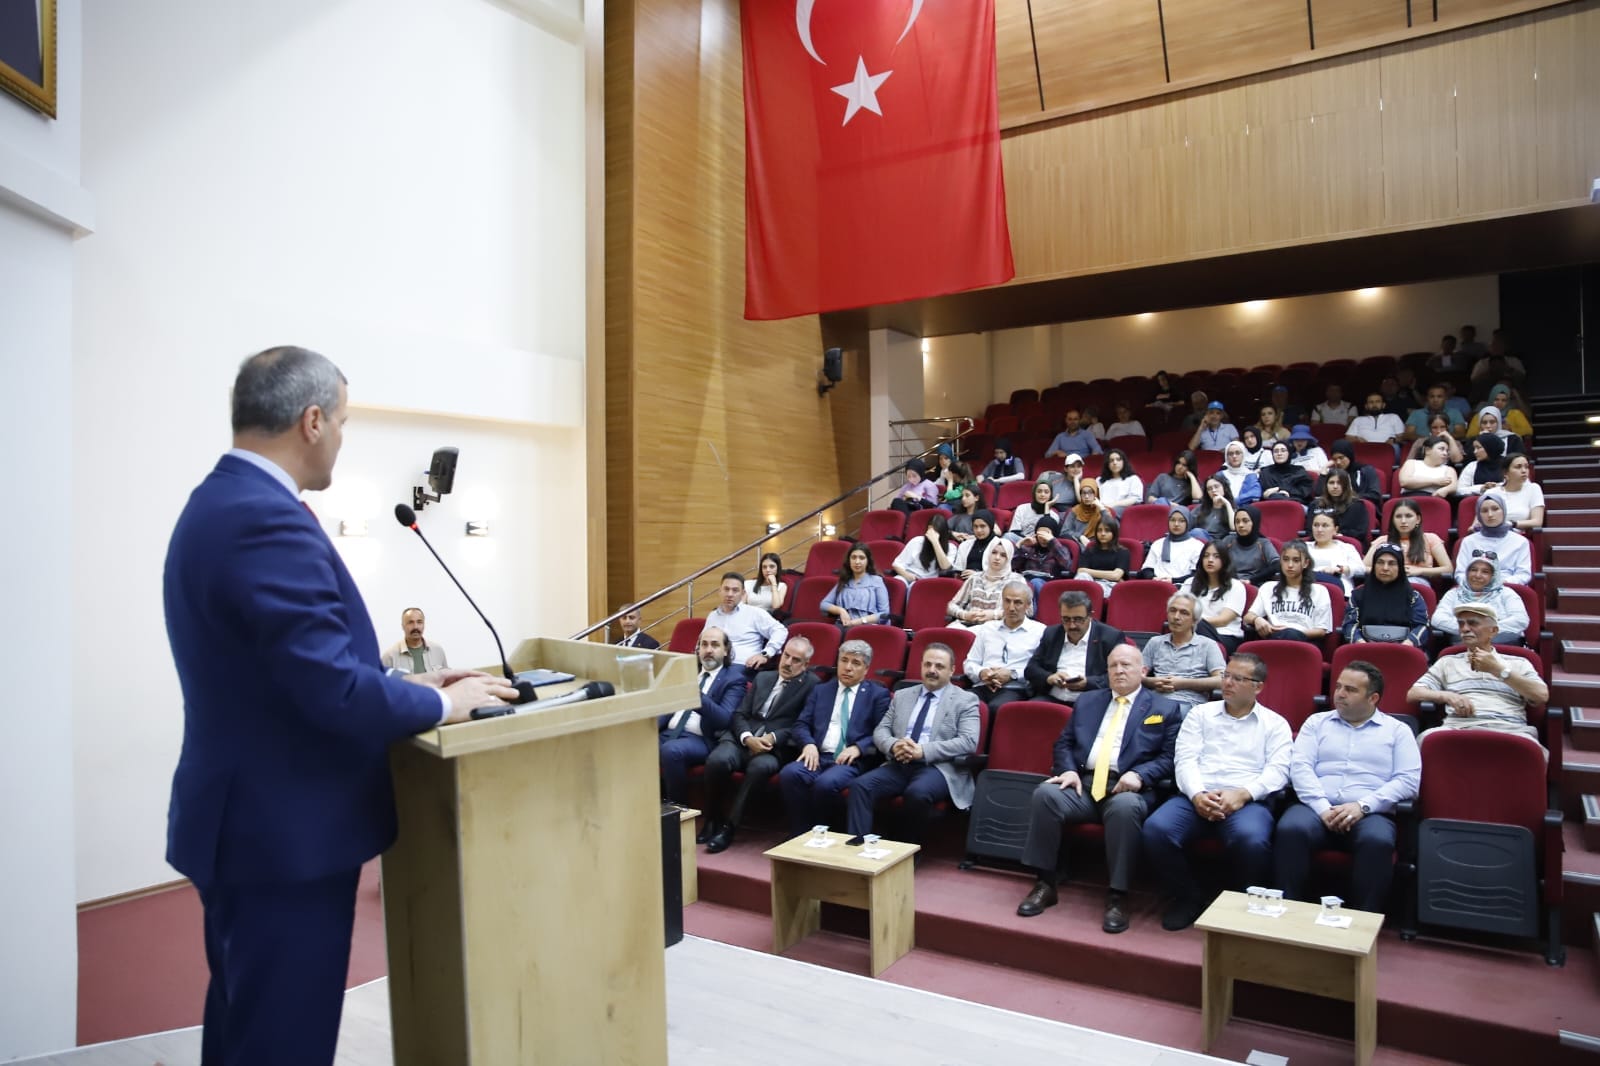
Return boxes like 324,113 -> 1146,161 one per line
1016,644 -> 1181,933
778,639 -> 892,836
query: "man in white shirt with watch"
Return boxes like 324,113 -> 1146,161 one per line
964,580 -> 1046,711
1407,602 -> 1549,747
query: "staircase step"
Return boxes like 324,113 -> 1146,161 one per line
1555,588 -> 1600,612
1548,613 -> 1600,641
1585,795 -> 1600,852
1542,529 -> 1600,548
1571,707 -> 1600,751
1546,510 -> 1600,529
1551,546 -> 1600,569
1563,750 -> 1600,819
1552,667 -> 1600,709
1547,566 -> 1600,590
1561,643 -> 1600,674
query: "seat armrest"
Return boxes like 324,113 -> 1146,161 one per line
953,753 -> 990,773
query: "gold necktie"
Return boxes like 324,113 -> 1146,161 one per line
1091,696 -> 1130,801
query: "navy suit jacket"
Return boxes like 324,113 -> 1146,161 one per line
792,679 -> 891,755
164,455 -> 444,890
1051,687 -> 1181,787
660,664 -> 749,738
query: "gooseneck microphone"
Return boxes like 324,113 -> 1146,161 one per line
394,503 -> 537,704
525,681 -> 614,710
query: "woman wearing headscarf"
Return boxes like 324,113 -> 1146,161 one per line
1147,506 -> 1204,582
1466,385 -> 1532,441
1286,424 -> 1328,476
952,508 -> 999,577
1432,557 -> 1529,644
1339,544 -> 1428,647
1012,515 -> 1075,602
947,538 -> 1015,628
979,439 -> 1027,484
1059,478 -> 1106,547
889,458 -> 940,513
1257,440 -> 1314,504
1317,439 -> 1384,509
1006,479 -> 1058,542
1456,433 -> 1507,496
1219,440 -> 1262,505
1454,493 -> 1533,585
1466,405 -> 1525,456
1221,504 -> 1281,583
1237,425 -> 1268,470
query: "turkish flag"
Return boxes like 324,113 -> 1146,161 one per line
741,0 -> 1015,320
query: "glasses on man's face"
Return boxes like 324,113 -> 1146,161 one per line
1471,549 -> 1499,560
1223,672 -> 1260,685
1062,614 -> 1090,627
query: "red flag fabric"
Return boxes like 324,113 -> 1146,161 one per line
741,0 -> 1015,320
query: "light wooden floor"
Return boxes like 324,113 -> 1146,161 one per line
23,936 -> 1237,1065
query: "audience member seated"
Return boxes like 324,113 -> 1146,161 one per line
1471,349 -> 1528,398
1189,401 -> 1240,451
1255,403 -> 1290,444
1190,542 -> 1248,654
1195,476 -> 1238,540
1105,402 -> 1147,441
1097,449 -> 1145,515
708,572 -> 789,669
891,513 -> 955,585
1006,480 -> 1058,542
1308,469 -> 1370,546
1150,370 -> 1181,410
1244,540 -> 1333,644
845,643 -> 981,845
1311,384 -> 1355,426
1077,517 -> 1133,595
952,509 -> 999,575
1016,645 -> 1181,933
940,462 -> 974,509
1468,404 -> 1525,455
380,606 -> 448,673
1271,385 -> 1308,426
1013,516 -> 1075,600
1258,441 -> 1314,504
1345,392 -> 1405,447
1025,589 -> 1127,705
949,538 -> 1015,628
964,579 -> 1047,711
1276,660 -> 1420,913
1469,384 -> 1533,440
1456,433 -> 1506,497
1059,479 -> 1106,547
744,552 -> 788,613
778,640 -> 892,836
820,544 -> 891,629
660,627 -> 749,804
1147,450 -> 1203,507
1146,507 -> 1204,583
1221,505 -> 1282,584
1432,558 -> 1528,645
1317,440 -> 1384,510
978,439 -> 1027,484
1453,493 -> 1532,585
1180,390 -> 1211,430
1045,409 -> 1104,459
1404,385 -> 1466,441
1306,511 -> 1367,595
1340,545 -> 1428,647
613,604 -> 660,650
1456,323 -> 1487,360
1141,591 -> 1225,708
931,443 -> 959,495
889,458 -> 940,513
701,636 -> 819,852
1402,413 -> 1466,467
1496,454 -> 1545,531
1082,405 -> 1108,441
1406,604 -> 1550,746
1218,442 -> 1262,506
1397,435 -> 1459,498
1287,424 -> 1328,476
1039,453 -> 1086,509
947,485 -> 984,541
1441,380 -> 1473,419
1428,332 -> 1468,375
1389,367 -> 1426,416
1366,499 -> 1453,587
1141,652 -> 1292,931
1237,426 -> 1268,470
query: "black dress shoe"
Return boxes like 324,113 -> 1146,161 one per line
1016,880 -> 1059,918
695,818 -> 718,845
1161,896 -> 1205,932
706,826 -> 736,853
1102,891 -> 1130,934
845,834 -> 866,846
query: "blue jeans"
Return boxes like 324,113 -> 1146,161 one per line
1141,794 -> 1275,902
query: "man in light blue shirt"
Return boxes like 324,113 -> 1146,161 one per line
1045,409 -> 1103,458
1187,402 -> 1239,452
707,572 -> 788,669
1274,660 -> 1420,912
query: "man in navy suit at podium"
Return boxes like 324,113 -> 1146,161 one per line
164,346 -> 518,1066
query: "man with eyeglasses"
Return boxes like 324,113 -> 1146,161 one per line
1141,652 -> 1292,931
1015,645 -> 1181,933
1407,602 -> 1549,746
1024,589 -> 1127,705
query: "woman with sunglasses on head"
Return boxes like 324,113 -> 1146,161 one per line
1453,493 -> 1532,586
1432,557 -> 1529,645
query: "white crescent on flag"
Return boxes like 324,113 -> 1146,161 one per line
796,0 -> 924,65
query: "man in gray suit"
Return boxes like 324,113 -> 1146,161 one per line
845,643 -> 982,846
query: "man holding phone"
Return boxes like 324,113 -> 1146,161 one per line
1024,589 -> 1127,705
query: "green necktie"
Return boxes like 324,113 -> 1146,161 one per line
834,686 -> 855,757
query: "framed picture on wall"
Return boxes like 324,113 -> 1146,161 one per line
0,0 -> 56,118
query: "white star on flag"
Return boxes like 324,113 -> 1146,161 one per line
830,56 -> 892,126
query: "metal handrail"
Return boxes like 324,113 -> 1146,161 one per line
572,420 -> 974,643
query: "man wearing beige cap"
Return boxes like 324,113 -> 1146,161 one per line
1406,602 -> 1549,745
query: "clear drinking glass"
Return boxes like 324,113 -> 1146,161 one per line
616,652 -> 653,693
811,824 -> 829,843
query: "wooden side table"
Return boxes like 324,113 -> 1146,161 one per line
1195,891 -> 1383,1066
763,830 -> 919,977
677,806 -> 700,905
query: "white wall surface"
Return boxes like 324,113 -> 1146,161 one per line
72,0 -> 590,902
0,1 -> 85,1056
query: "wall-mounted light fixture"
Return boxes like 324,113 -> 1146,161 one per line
822,523 -> 837,537
465,521 -> 490,537
766,522 -> 781,535
338,519 -> 368,538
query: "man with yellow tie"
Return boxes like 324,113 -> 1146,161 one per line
1015,645 -> 1181,934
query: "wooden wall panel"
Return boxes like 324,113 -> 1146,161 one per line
1030,0 -> 1168,113
1453,15 -> 1538,215
1309,0 -> 1410,49
994,0 -> 1043,122
1376,35 -> 1458,224
605,0 -> 873,626
1162,0 -> 1312,82
1534,2 -> 1600,203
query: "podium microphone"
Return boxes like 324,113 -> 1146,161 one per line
530,681 -> 614,709
394,503 -> 536,704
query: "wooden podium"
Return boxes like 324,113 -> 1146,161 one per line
381,637 -> 696,1066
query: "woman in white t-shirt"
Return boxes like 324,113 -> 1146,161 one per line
1496,454 -> 1546,531
1243,540 -> 1332,643
1188,540 -> 1248,653
1096,448 -> 1145,515
1305,511 -> 1366,596
743,552 -> 788,612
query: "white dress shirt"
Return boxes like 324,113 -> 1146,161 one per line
821,683 -> 857,753
1085,690 -> 1138,773
964,617 -> 1046,684
1346,413 -> 1405,443
667,665 -> 722,737
1174,700 -> 1292,800
1050,628 -> 1094,703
